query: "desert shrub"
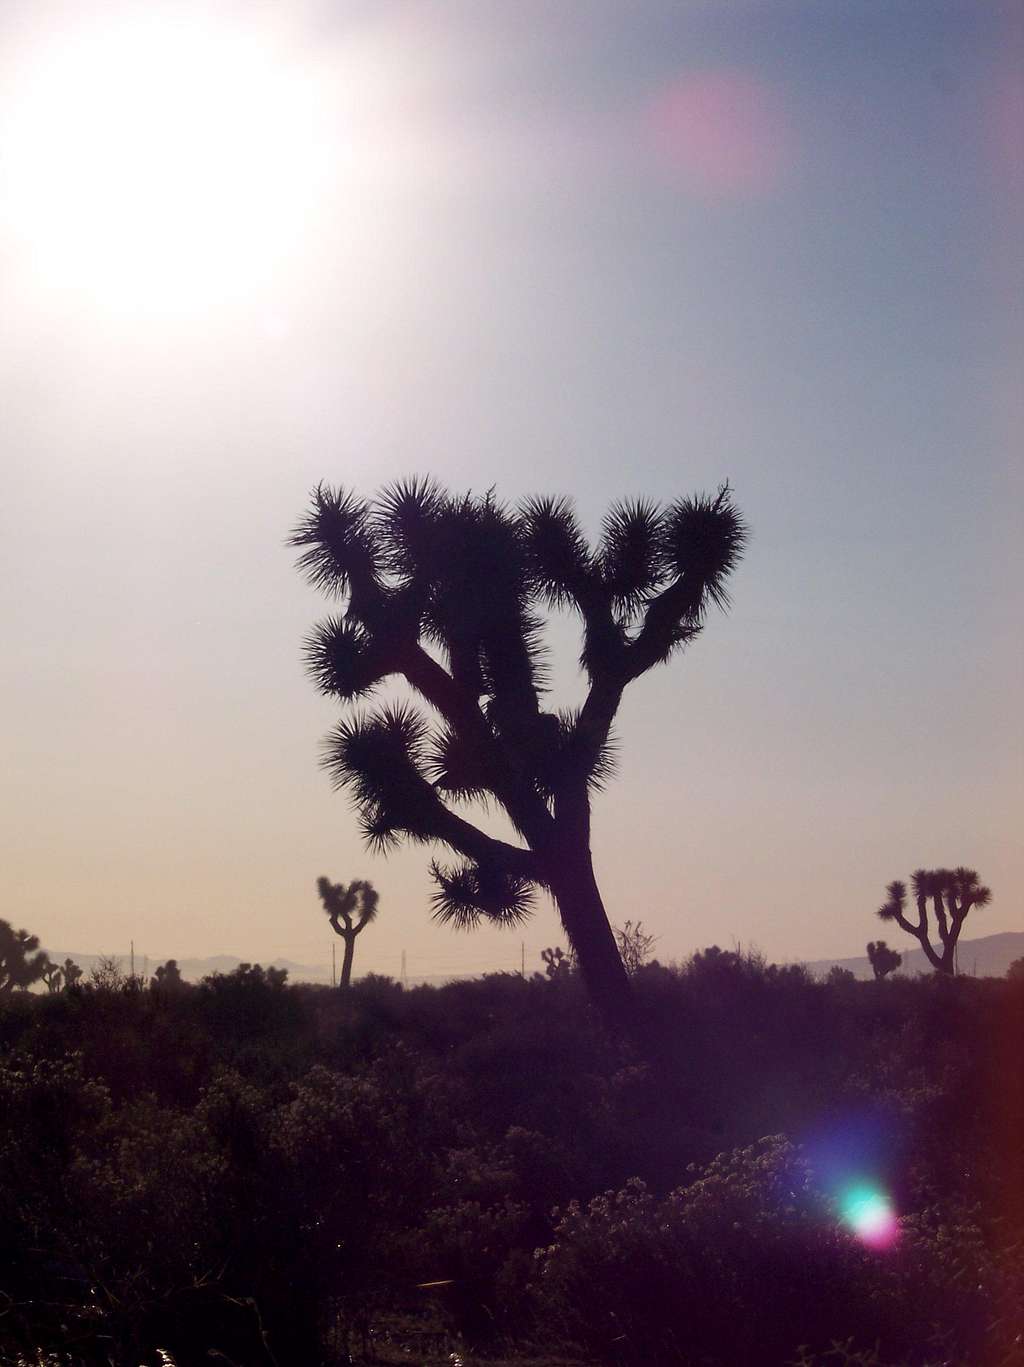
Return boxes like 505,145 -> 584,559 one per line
1,961 -> 1021,1364
534,1137 -> 897,1364
535,1133 -> 1024,1366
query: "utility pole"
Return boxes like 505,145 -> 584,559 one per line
521,942 -> 525,978
401,949 -> 407,988
130,940 -> 135,981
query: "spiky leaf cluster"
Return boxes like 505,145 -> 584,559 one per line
429,859 -> 535,930
317,876 -> 379,931
323,704 -> 439,852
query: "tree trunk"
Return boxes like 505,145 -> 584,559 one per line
548,842 -> 636,1036
339,932 -> 356,989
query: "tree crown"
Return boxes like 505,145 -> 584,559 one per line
292,480 -> 746,929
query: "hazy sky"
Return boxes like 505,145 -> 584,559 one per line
2,0 -> 1021,978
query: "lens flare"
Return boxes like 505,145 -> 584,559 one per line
840,1184 -> 899,1249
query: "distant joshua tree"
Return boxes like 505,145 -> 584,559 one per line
877,868 -> 992,976
41,963 -> 64,993
151,959 -> 185,992
291,480 -> 746,1032
60,958 -> 83,990
541,945 -> 574,981
317,878 -> 380,989
0,920 -> 50,994
866,940 -> 902,981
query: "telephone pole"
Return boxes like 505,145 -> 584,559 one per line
401,949 -> 407,988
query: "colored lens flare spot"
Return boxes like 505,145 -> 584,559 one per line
840,1185 -> 899,1249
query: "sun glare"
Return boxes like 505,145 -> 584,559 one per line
0,9 -> 335,317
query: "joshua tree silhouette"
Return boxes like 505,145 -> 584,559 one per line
877,868 -> 992,976
541,945 -> 574,981
317,877 -> 380,988
60,958 -> 83,990
866,939 -> 901,980
0,920 -> 50,994
292,479 -> 746,1031
41,963 -> 64,993
151,959 -> 184,992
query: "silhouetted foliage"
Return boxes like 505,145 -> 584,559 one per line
0,920 -> 50,994
317,876 -> 379,988
291,480 -> 747,1032
867,940 -> 902,980
60,958 -> 83,990
150,958 -> 185,992
541,945 -> 574,981
1007,956 -> 1024,983
40,963 -> 64,994
878,868 -> 992,975
614,919 -> 658,975
827,965 -> 856,986
88,954 -> 130,993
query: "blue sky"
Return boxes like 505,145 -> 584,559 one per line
2,0 -> 1020,975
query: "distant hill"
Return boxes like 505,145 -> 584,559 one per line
802,930 -> 1024,981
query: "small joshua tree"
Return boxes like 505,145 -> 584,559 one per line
41,963 -> 64,993
292,479 -> 745,1032
0,920 -> 50,994
541,945 -> 574,981
151,959 -> 185,992
317,877 -> 380,988
877,867 -> 992,976
61,958 -> 83,990
866,940 -> 902,981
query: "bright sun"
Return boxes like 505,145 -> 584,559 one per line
0,9 -> 334,317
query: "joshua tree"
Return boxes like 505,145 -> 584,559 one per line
0,920 -> 50,994
60,958 -> 83,990
541,945 -> 574,981
877,868 -> 992,976
292,479 -> 746,1032
866,940 -> 901,980
41,963 -> 64,993
151,958 -> 184,992
317,877 -> 380,988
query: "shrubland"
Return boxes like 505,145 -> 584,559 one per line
0,955 -> 1021,1366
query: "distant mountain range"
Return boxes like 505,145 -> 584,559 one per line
49,930 -> 1023,987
